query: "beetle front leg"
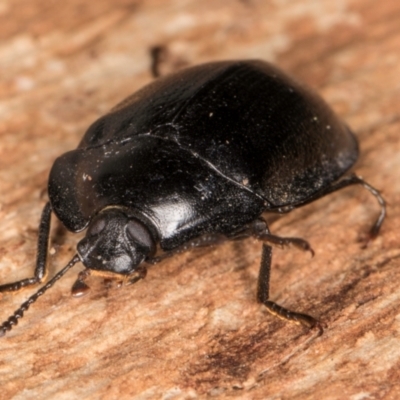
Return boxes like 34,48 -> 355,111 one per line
257,244 -> 323,334
0,202 -> 51,294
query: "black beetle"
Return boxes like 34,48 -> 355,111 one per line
0,60 -> 386,336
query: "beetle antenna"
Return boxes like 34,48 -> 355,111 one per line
0,254 -> 80,337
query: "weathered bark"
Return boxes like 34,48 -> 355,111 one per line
1,0 -> 399,398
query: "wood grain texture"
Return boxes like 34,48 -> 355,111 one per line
1,0 -> 400,398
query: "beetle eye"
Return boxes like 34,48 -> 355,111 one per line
126,219 -> 153,250
88,217 -> 106,236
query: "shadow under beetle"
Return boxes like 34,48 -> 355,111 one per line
0,60 -> 386,336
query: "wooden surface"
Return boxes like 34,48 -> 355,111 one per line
1,0 -> 400,398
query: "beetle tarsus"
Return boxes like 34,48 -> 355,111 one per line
0,277 -> 41,293
0,202 -> 52,294
261,300 -> 323,334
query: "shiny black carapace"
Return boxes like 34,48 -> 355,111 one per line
0,60 -> 386,336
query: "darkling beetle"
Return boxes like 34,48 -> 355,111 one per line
0,60 -> 386,336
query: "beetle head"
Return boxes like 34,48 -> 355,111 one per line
77,208 -> 155,275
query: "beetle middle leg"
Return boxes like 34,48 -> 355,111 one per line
149,45 -> 167,78
245,218 -> 314,256
0,202 -> 51,294
258,244 -> 323,334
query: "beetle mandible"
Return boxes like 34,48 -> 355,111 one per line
0,60 -> 386,336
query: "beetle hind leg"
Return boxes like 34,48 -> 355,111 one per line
0,202 -> 52,294
291,173 -> 386,241
258,244 -> 323,335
